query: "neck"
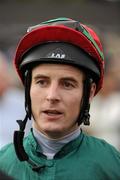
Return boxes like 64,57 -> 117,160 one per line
33,128 -> 81,159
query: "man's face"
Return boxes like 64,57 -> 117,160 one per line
30,63 -> 84,139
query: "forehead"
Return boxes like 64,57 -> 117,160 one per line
32,63 -> 84,79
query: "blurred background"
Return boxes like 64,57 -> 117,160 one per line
0,0 -> 120,150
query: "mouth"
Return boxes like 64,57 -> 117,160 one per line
43,110 -> 63,116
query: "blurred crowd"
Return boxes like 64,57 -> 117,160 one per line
0,44 -> 120,151
0,50 -> 31,148
89,54 -> 120,151
81,51 -> 120,151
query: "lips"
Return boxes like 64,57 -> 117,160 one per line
43,110 -> 62,116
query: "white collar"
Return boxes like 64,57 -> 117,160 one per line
33,127 -> 81,159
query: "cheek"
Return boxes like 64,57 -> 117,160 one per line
65,90 -> 82,116
30,87 -> 42,112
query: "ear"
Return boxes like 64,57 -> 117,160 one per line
89,83 -> 96,103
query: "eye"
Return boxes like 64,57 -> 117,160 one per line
36,79 -> 48,87
62,80 -> 75,89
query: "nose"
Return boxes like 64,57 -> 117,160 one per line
46,82 -> 60,103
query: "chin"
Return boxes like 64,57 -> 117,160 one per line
45,131 -> 65,139
43,126 -> 65,138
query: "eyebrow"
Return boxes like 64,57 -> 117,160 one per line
60,77 -> 79,85
32,74 -> 49,81
32,74 -> 80,85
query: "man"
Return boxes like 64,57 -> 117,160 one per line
0,17 -> 120,179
